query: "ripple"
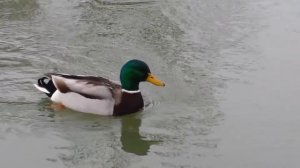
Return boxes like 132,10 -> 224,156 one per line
0,41 -> 23,52
142,91 -> 160,112
93,0 -> 156,6
0,57 -> 32,67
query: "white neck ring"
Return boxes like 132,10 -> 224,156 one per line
122,89 -> 141,94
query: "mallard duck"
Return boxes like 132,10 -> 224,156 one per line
34,59 -> 165,116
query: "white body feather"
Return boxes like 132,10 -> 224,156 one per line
51,90 -> 115,115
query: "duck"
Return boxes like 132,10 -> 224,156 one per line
34,59 -> 165,116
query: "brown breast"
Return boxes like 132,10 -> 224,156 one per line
113,92 -> 144,116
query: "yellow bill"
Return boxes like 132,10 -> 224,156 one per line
146,73 -> 165,87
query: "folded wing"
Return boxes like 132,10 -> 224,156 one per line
47,73 -> 122,101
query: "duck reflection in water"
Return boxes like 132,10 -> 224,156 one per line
120,115 -> 161,155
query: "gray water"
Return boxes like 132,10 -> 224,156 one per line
1,0 -> 300,167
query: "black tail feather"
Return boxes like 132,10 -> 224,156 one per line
37,77 -> 57,97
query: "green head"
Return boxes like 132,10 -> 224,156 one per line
120,59 -> 165,91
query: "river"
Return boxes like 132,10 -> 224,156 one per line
0,0 -> 299,167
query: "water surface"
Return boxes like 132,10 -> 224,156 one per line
0,0 -> 299,167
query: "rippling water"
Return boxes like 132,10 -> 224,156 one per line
1,0 -> 300,167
